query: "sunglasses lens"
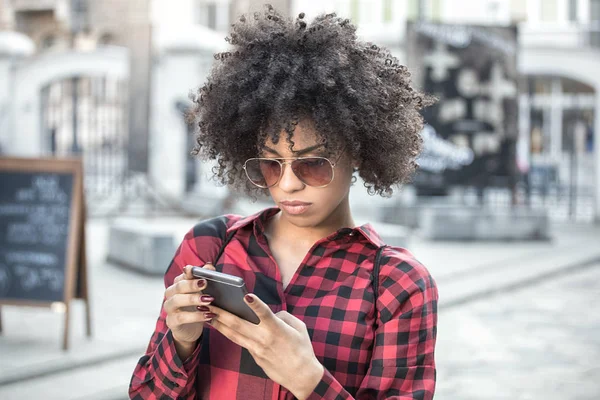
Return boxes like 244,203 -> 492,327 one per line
245,159 -> 281,188
292,158 -> 334,187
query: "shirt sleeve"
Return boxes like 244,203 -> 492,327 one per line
128,228 -> 207,400
306,248 -> 438,400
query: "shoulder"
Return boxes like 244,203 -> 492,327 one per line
176,214 -> 244,261
185,206 -> 278,241
378,246 -> 436,292
187,214 -> 244,240
376,246 -> 438,320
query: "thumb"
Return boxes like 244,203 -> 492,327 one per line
243,293 -> 275,325
183,263 -> 216,280
203,262 -> 216,271
276,311 -> 306,333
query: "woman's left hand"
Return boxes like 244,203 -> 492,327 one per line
207,294 -> 324,400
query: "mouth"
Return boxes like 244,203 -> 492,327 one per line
279,201 -> 312,215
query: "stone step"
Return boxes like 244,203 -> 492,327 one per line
0,354 -> 138,400
439,241 -> 600,309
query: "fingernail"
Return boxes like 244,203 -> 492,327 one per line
200,295 -> 214,302
197,306 -> 210,312
204,312 -> 217,319
197,279 -> 206,288
244,294 -> 254,303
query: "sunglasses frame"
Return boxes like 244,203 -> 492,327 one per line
243,151 -> 344,189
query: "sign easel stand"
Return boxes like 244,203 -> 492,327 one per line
0,157 -> 92,351
62,197 -> 91,351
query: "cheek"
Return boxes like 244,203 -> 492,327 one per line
332,164 -> 354,190
317,169 -> 353,203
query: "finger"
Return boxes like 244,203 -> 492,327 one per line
166,309 -> 215,328
183,265 -> 196,280
164,291 -> 216,314
275,311 -> 306,332
173,273 -> 186,284
182,263 -> 214,280
243,294 -> 276,325
203,263 -> 216,271
165,278 -> 208,301
206,305 -> 257,338
209,317 -> 255,350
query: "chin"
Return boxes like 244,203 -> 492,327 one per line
280,208 -> 321,227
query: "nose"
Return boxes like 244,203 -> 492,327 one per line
277,161 -> 305,192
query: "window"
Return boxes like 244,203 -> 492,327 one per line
591,0 -> 600,47
98,33 -> 115,46
350,0 -> 360,24
383,0 -> 393,23
407,0 -> 419,21
41,34 -> 55,49
431,0 -> 442,21
568,0 -> 578,21
540,0 -> 558,22
510,0 -> 527,22
198,0 -> 217,30
592,0 -> 600,21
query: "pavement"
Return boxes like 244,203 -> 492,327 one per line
436,262 -> 600,400
0,208 -> 599,400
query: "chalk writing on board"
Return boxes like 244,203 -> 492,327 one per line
0,170 -> 74,302
5,251 -> 58,266
5,252 -> 63,292
2,174 -> 69,246
12,264 -> 63,292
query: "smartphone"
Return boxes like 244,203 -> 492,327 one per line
191,267 -> 260,324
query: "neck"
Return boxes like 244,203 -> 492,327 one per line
270,196 -> 355,245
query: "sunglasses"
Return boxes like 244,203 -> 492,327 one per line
243,152 -> 343,188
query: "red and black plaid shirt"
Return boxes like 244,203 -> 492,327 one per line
129,207 -> 438,400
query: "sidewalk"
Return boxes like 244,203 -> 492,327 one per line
0,212 -> 599,399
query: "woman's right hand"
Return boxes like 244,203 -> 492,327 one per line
164,264 -> 216,352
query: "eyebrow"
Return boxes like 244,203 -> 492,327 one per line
263,144 -> 325,156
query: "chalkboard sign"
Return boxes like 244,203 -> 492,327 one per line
0,157 -> 90,350
0,171 -> 74,301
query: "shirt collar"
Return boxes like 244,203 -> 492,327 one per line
226,207 -> 279,232
355,223 -> 385,247
228,207 -> 385,248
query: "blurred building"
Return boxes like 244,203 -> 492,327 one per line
0,0 -> 599,222
294,0 -> 599,222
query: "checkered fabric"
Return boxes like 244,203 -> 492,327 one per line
129,207 -> 438,399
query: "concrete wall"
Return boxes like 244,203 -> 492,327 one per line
149,22 -> 229,198
0,46 -> 128,155
0,58 -> 12,151
149,50 -> 212,197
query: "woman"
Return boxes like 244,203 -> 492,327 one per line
130,5 -> 438,400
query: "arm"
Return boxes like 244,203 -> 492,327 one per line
306,252 -> 438,400
128,233 -> 204,400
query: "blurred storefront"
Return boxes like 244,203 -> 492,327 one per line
294,0 -> 600,223
521,75 -> 596,221
1,0 -> 600,222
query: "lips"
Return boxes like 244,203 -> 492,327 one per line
280,201 -> 311,207
279,201 -> 312,215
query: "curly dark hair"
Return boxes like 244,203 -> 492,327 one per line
189,4 -> 430,197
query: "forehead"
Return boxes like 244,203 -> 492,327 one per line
263,120 -> 323,152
